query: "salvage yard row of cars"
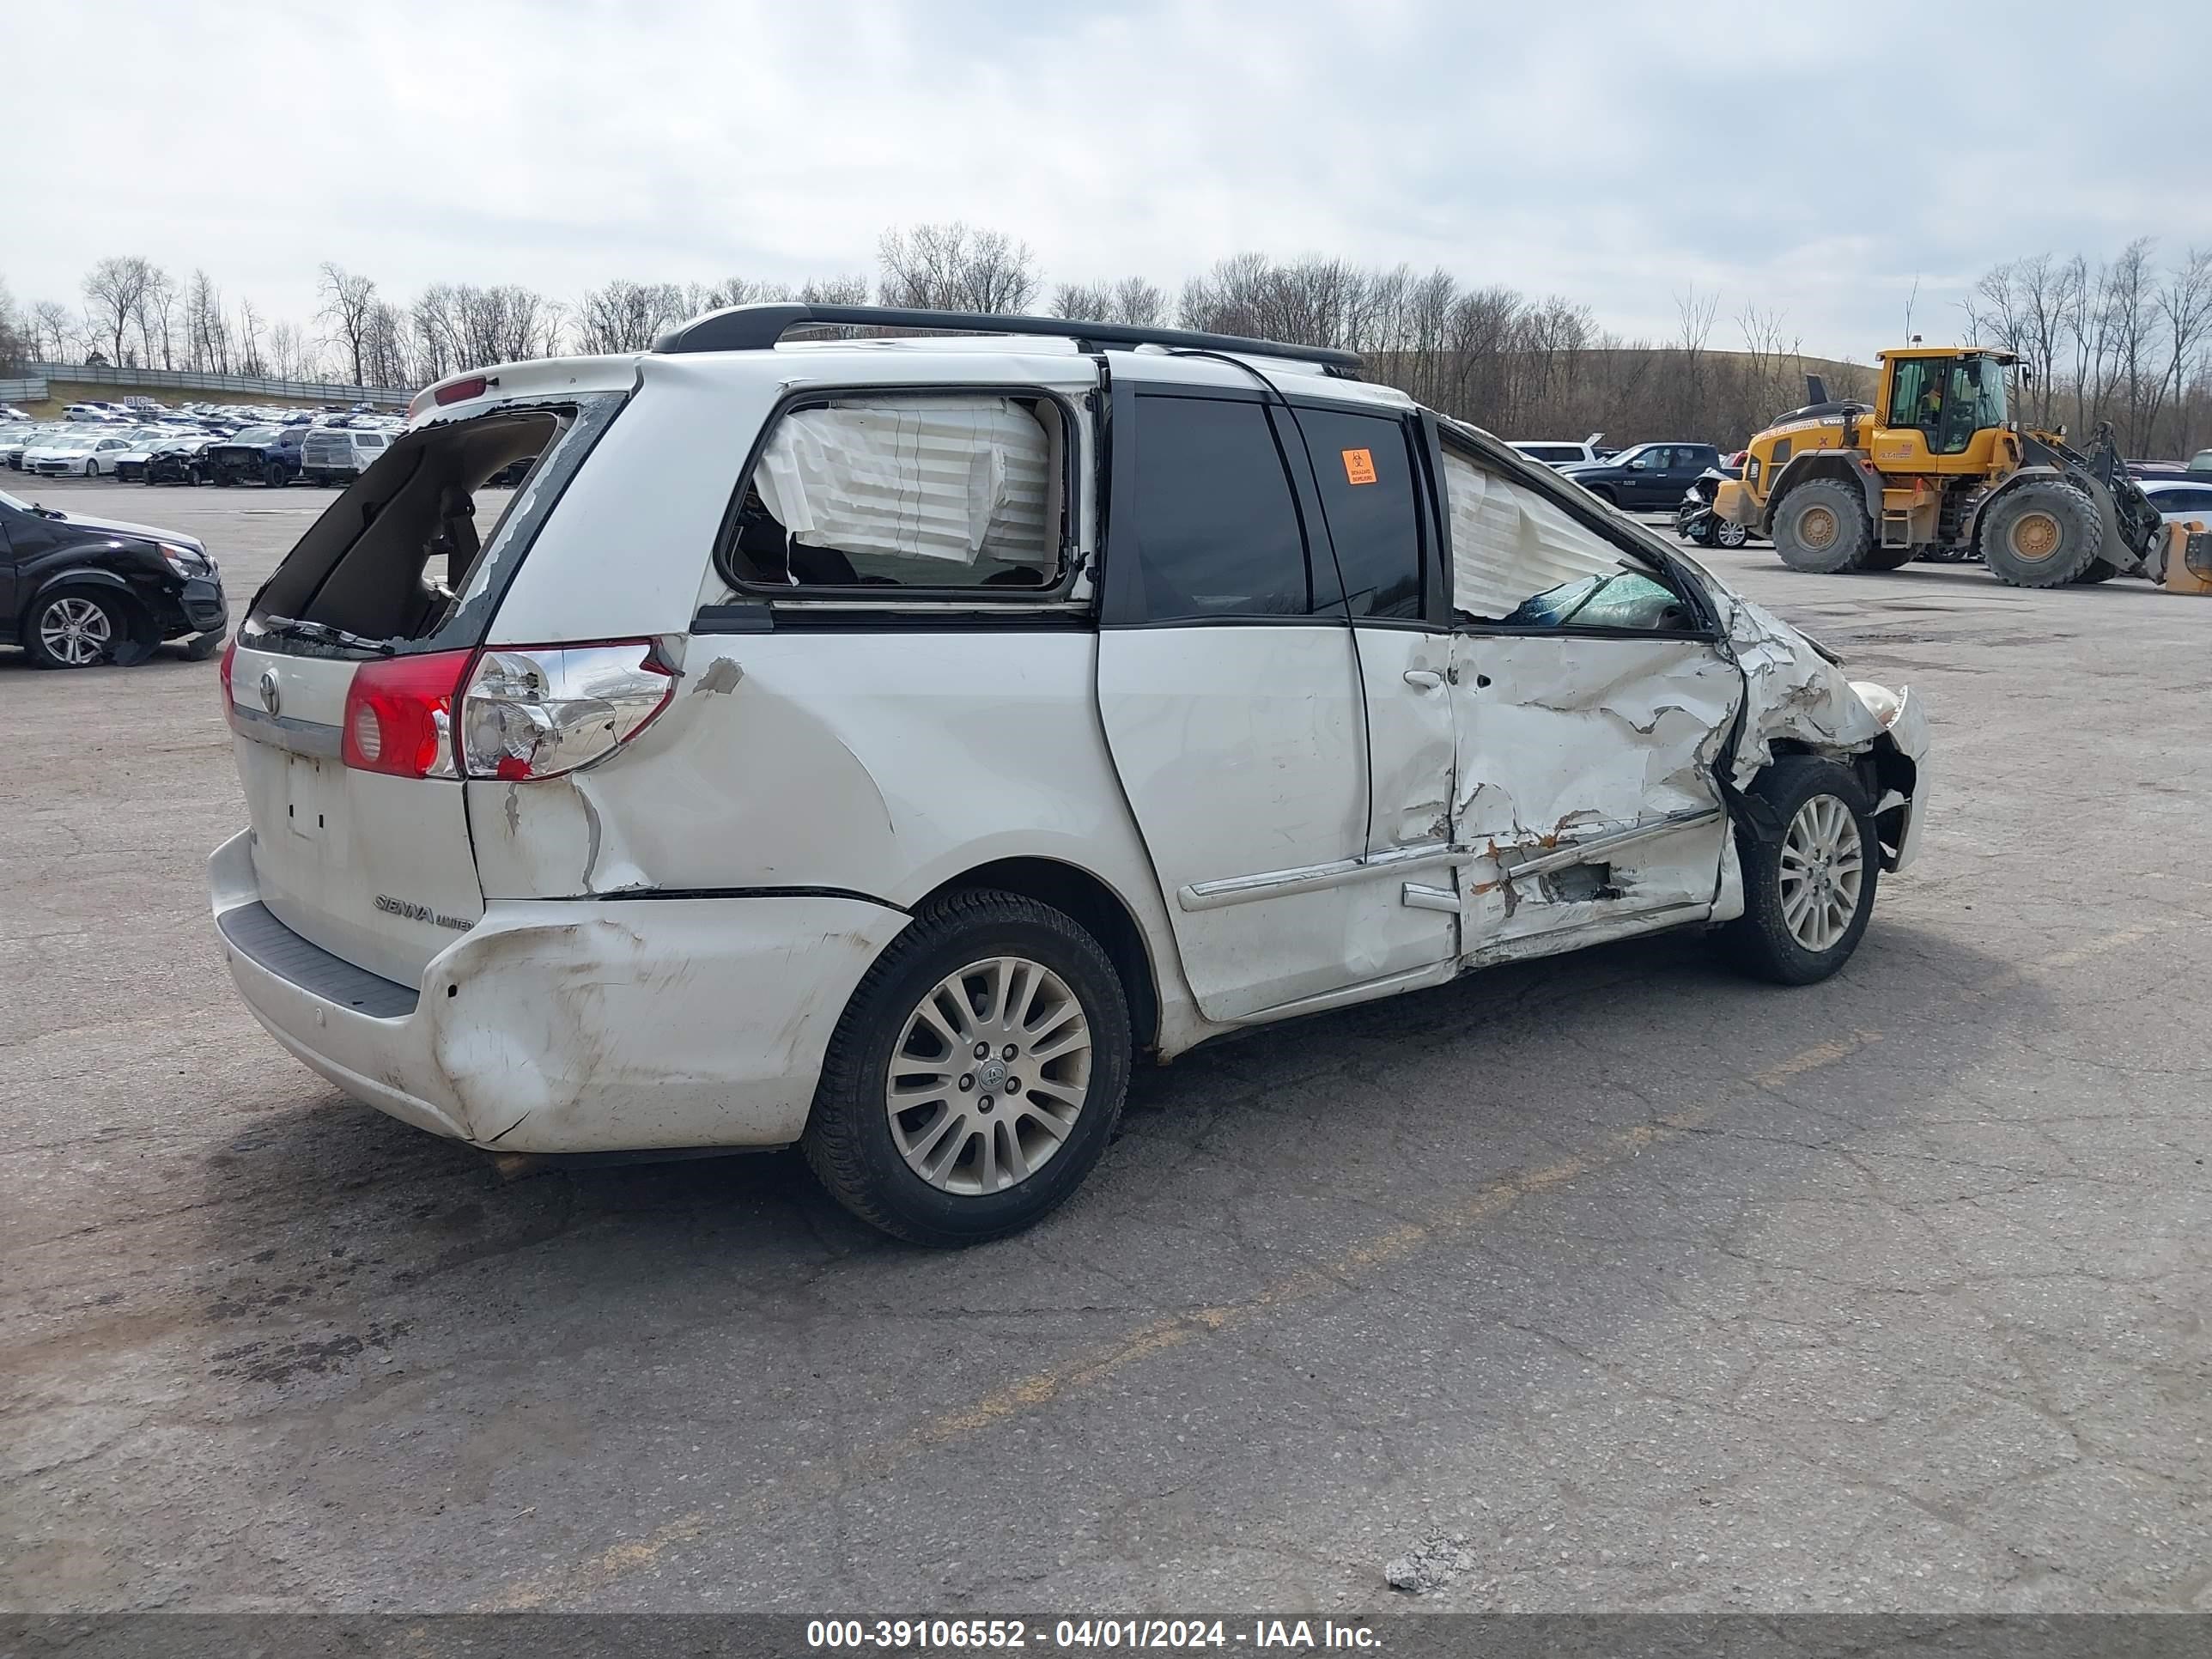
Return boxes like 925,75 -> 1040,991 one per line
0,398 -> 407,488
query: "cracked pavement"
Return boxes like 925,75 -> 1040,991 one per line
3,481 -> 2208,1613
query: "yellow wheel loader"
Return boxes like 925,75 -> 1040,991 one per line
1713,347 -> 2212,591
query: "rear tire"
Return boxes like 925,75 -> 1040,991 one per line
1771,479 -> 1873,573
802,890 -> 1133,1247
2073,558 -> 2122,584
1979,480 -> 2100,587
1717,756 -> 1880,987
1861,542 -> 1918,571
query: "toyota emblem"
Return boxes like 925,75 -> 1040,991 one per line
258,669 -> 281,716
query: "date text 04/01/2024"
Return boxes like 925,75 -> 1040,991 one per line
805,1618 -> 1381,1650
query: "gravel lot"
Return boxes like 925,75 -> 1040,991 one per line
3,477 -> 2208,1613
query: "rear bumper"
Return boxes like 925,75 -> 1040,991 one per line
209,829 -> 910,1153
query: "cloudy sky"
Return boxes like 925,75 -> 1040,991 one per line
14,0 -> 2209,363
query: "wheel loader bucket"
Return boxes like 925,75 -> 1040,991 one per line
2165,520 -> 2212,595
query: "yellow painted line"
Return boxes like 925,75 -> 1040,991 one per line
479,920 -> 2172,1609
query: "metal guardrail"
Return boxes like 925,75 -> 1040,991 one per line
0,377 -> 49,403
24,361 -> 412,408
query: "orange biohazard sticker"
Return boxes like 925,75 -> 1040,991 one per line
1341,447 -> 1377,485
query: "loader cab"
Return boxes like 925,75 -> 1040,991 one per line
1873,349 -> 2014,472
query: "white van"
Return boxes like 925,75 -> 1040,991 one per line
210,304 -> 1931,1244
297,426 -> 394,485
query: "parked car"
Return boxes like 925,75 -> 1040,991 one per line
143,434 -> 221,485
2126,459 -> 2189,480
1556,442 -> 1725,510
1510,434 -> 1611,467
0,486 -> 228,667
2189,450 -> 2212,474
3,424 -> 72,470
2137,477 -> 2212,526
208,305 -> 1931,1246
298,425 -> 394,485
206,425 -> 304,487
24,432 -> 137,477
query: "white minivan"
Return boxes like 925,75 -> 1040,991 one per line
210,304 -> 1931,1244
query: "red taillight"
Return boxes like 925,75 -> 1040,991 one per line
340,650 -> 475,779
434,376 -> 489,406
218,636 -> 239,731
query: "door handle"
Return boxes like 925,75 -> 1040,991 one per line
1402,670 -> 1444,690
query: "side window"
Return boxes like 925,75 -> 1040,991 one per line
1442,447 -> 1688,632
1297,406 -> 1424,620
1888,360 -> 1936,432
726,394 -> 1066,592
1130,393 -> 1316,621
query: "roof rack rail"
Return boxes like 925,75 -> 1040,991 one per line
649,302 -> 1363,374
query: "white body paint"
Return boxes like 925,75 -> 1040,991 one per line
210,331 -> 1933,1154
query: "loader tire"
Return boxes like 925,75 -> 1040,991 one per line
1979,481 -> 2100,587
2072,558 -> 2122,585
1772,479 -> 1873,574
1861,543 -> 1918,572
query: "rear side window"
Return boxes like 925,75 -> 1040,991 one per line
1297,405 -> 1424,620
725,394 -> 1067,592
1128,393 -> 1315,621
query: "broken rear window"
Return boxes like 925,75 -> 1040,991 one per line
249,394 -> 623,655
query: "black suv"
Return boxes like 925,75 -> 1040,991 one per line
0,487 -> 228,667
1556,442 -> 1723,510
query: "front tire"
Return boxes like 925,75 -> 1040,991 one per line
1861,542 -> 1917,571
26,588 -> 124,670
803,890 -> 1133,1246
264,461 -> 287,489
2072,557 -> 2122,584
1716,518 -> 1750,549
1771,479 -> 1873,573
1979,480 -> 2100,587
1718,756 -> 1879,986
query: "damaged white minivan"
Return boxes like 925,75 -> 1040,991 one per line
210,304 -> 1931,1245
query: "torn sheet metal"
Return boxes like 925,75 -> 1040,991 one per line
1710,588 -> 1887,783
752,396 -> 1049,568
1449,634 -> 1739,944
1442,448 -> 1627,620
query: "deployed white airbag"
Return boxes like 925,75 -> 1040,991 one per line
1443,450 -> 1626,620
753,397 -> 1049,567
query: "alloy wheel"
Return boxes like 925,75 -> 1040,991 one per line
38,597 -> 113,666
884,955 -> 1093,1195
1778,793 -> 1864,953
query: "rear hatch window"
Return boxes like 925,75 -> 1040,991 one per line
249,393 -> 622,658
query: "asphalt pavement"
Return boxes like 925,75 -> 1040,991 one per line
3,477 -> 2208,1613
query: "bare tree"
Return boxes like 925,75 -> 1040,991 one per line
574,280 -> 690,354
0,278 -> 27,374
2154,247 -> 2212,453
878,223 -> 1038,313
32,300 -> 76,362
235,298 -> 267,377
82,256 -> 156,366
318,263 -> 380,386
137,266 -> 179,370
185,270 -> 230,373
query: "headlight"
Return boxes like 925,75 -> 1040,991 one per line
157,540 -> 211,577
